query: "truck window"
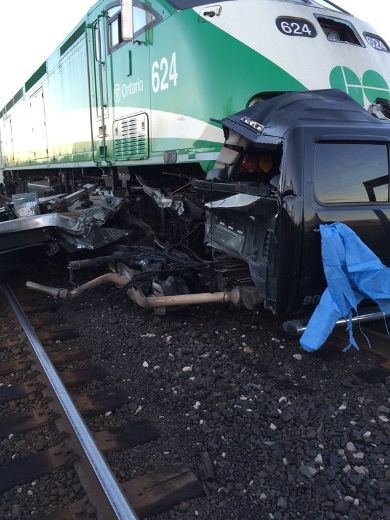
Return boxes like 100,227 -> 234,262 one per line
314,142 -> 389,203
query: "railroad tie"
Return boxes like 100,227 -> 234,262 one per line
94,419 -> 160,452
0,408 -> 54,438
0,443 -> 76,493
73,389 -> 130,417
44,464 -> 204,520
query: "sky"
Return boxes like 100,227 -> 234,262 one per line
0,0 -> 389,108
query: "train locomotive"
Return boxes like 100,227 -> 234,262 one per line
1,0 -> 390,322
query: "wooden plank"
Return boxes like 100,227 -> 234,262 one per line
0,358 -> 31,375
42,497 -> 95,520
0,444 -> 74,493
0,408 -> 52,438
49,349 -> 90,366
38,328 -> 80,342
0,324 -> 21,335
0,333 -> 26,350
0,381 -> 40,402
94,419 -> 160,452
60,366 -> 105,387
122,464 -> 203,518
74,390 -> 129,417
30,316 -> 67,328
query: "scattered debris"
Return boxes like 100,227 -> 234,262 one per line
0,186 -> 125,255
200,451 -> 215,481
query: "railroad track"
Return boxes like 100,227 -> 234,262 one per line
1,273 -> 390,520
0,279 -> 203,519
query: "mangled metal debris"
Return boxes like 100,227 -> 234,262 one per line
0,185 -> 126,254
17,90 -> 390,335
26,245 -> 244,315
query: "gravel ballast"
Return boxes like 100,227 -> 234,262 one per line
1,275 -> 389,520
44,285 -> 390,520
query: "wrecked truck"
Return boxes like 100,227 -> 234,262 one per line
21,90 -> 390,327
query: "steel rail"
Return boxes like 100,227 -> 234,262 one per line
0,279 -> 138,520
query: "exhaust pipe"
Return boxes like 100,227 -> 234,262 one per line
130,287 -> 241,309
26,273 -> 130,300
27,274 -> 242,309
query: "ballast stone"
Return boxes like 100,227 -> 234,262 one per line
299,464 -> 318,478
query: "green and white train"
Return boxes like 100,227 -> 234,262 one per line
3,0 -> 390,321
1,0 -> 390,176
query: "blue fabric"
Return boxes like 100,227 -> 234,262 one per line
300,223 -> 390,352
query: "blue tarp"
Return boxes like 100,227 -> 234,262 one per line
300,223 -> 390,352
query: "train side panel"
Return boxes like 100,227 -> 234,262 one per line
45,34 -> 93,166
2,0 -> 390,171
148,6 -> 305,159
0,20 -> 92,170
0,111 -> 15,167
104,2 -> 306,165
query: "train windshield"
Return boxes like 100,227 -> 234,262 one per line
168,0 -> 346,12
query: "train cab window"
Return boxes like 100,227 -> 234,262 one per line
315,16 -> 362,45
133,6 -> 156,34
108,6 -> 121,49
314,143 -> 389,204
109,18 -> 120,47
107,3 -> 158,50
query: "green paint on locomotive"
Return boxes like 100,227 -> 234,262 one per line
147,9 -> 306,127
330,66 -> 390,106
1,0 -> 390,171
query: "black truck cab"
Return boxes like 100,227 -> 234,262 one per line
198,90 -> 390,318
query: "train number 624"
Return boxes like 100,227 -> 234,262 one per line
151,53 -> 178,93
276,17 -> 317,38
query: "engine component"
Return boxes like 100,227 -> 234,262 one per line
26,273 -> 130,300
130,286 -> 241,309
25,273 -> 242,314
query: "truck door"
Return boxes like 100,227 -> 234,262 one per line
107,2 -> 157,162
300,136 -> 390,309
